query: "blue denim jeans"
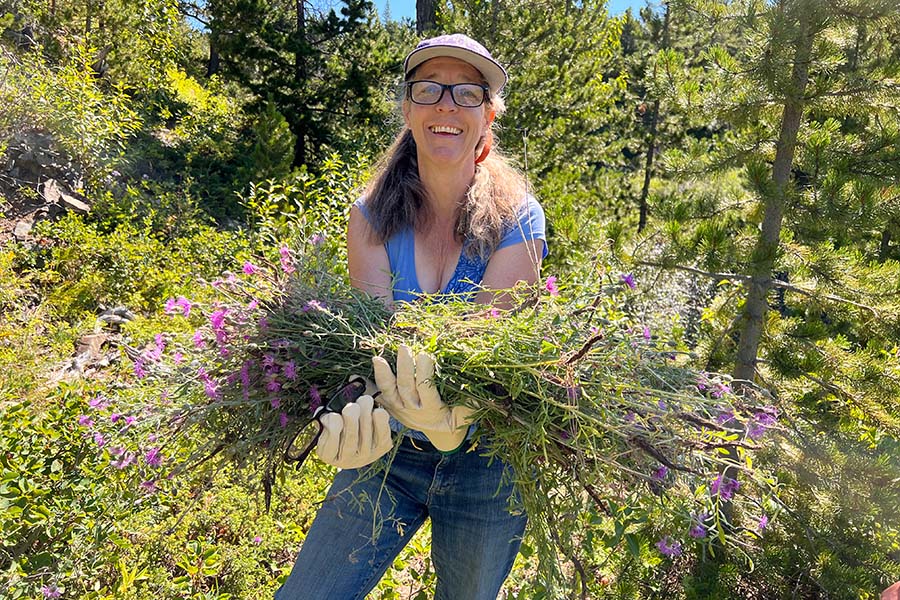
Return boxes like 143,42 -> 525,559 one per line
275,435 -> 527,600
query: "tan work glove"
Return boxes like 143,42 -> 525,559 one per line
316,394 -> 393,469
372,345 -> 475,452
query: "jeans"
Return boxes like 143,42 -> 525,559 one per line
275,435 -> 527,600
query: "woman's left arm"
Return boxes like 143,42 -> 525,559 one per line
475,239 -> 544,308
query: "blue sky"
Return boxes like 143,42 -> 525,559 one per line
376,0 -> 653,21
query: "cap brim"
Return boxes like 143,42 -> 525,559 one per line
404,46 -> 507,94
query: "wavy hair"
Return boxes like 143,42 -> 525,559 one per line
361,77 -> 528,260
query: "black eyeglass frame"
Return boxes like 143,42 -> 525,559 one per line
406,80 -> 490,108
284,375 -> 381,467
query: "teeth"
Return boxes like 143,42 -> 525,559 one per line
430,125 -> 462,135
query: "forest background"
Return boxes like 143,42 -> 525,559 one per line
1,0 -> 899,598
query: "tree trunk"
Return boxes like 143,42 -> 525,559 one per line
293,0 -> 307,167
637,2 -> 669,233
416,0 -> 435,34
207,40 -> 220,77
732,5 -> 815,384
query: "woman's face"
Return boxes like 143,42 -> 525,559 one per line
403,56 -> 495,169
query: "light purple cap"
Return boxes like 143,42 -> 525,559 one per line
403,33 -> 508,94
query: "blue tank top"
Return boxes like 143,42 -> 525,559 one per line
353,195 -> 548,303
354,195 -> 549,441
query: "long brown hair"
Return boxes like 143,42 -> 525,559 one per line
362,81 -> 529,260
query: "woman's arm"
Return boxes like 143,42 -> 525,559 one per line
347,206 -> 394,309
475,239 -> 544,308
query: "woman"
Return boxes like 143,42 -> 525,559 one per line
275,33 -> 547,600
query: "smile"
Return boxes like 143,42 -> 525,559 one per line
429,125 -> 462,135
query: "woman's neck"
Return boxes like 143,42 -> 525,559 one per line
418,157 -> 474,227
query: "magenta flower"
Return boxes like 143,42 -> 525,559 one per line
164,297 -> 178,315
110,413 -> 121,423
544,275 -> 559,297
41,585 -> 62,598
279,412 -> 289,428
173,351 -> 184,365
310,233 -> 325,246
643,326 -> 651,340
243,261 -> 258,275
193,330 -> 206,349
489,308 -> 501,318
141,480 -> 158,493
210,308 -> 227,330
266,379 -> 282,394
270,398 -> 281,409
112,451 -> 136,469
247,300 -> 259,311
303,300 -> 326,312
176,296 -> 192,316
253,535 -> 263,544
651,465 -> 668,481
620,273 -> 636,289
259,316 -> 269,330
309,386 -> 322,412
77,415 -> 93,427
124,415 -> 137,427
88,396 -> 108,409
93,432 -> 106,447
134,359 -> 146,379
758,514 -> 769,531
283,361 -> 297,380
144,447 -> 163,468
154,334 -> 166,352
279,245 -> 296,274
204,379 -> 219,400
711,475 -> 741,500
689,524 -> 707,539
655,536 -> 682,557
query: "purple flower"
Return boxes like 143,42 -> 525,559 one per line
259,316 -> 269,330
253,535 -> 263,544
489,308 -> 501,318
310,233 -> 325,246
279,246 -> 296,274
110,413 -> 121,423
204,379 -> 219,400
624,411 -> 636,424
715,410 -> 735,425
164,297 -> 178,315
154,334 -> 166,352
243,261 -> 258,275
689,523 -> 707,538
657,399 -> 667,411
41,585 -> 62,598
711,475 -> 741,501
270,398 -> 281,409
134,360 -> 146,379
279,413 -> 289,428
176,296 -> 192,316
758,514 -> 769,531
247,300 -> 259,311
173,351 -> 184,365
266,379 -> 282,393
309,386 -> 322,412
93,432 -> 106,447
141,480 -> 158,493
544,275 -> 559,297
193,330 -> 206,349
620,273 -> 636,289
283,360 -> 297,380
302,300 -> 326,312
210,309 -> 227,330
144,447 -> 163,468
77,415 -> 93,427
112,451 -> 136,469
643,326 -> 651,340
652,465 -> 668,481
88,396 -> 108,409
655,536 -> 682,557
124,415 -> 136,427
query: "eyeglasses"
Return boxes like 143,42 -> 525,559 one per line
406,80 -> 489,108
284,375 -> 377,468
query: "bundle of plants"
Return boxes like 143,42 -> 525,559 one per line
87,238 -> 781,595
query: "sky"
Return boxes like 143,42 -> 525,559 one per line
376,0 -> 654,21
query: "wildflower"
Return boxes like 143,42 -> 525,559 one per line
112,451 -> 136,469
88,396 -> 108,409
140,480 -> 158,493
259,316 -> 269,330
620,273 -> 636,289
93,432 -> 106,447
173,351 -> 184,365
210,308 -> 227,330
758,514 -> 769,531
279,412 -> 289,428
110,413 -> 121,423
41,585 -> 62,599
283,360 -> 297,380
144,447 -> 163,468
310,233 -> 325,246
279,245 -> 296,274
243,261 -> 258,275
175,296 -> 192,316
689,524 -> 707,538
124,416 -> 137,427
489,308 -> 501,318
652,465 -> 668,481
624,411 -> 636,424
715,409 -> 735,425
270,398 -> 281,409
303,300 -> 326,312
262,353 -> 276,368
204,379 -> 219,400
193,330 -> 206,349
134,359 -> 146,379
253,535 -> 263,545
309,386 -> 322,412
643,326 -> 651,340
655,536 -> 682,557
589,325 -> 599,334
544,275 -> 559,297
247,300 -> 259,311
560,429 -> 571,440
77,415 -> 94,427
154,334 -> 166,352
710,475 -> 741,501
657,399 -> 667,411
164,297 -> 178,315
266,379 -> 282,394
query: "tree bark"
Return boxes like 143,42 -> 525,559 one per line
732,4 -> 815,384
416,0 -> 435,34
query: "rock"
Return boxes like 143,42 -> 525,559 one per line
13,220 -> 32,239
41,178 -> 89,214
97,306 -> 136,328
76,333 -> 109,358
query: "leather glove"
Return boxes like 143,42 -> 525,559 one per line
372,345 -> 475,452
316,394 -> 393,469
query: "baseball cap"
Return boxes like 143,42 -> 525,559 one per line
403,33 -> 508,94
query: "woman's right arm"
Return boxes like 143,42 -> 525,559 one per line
347,205 -> 394,310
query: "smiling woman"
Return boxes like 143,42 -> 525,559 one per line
274,33 -> 548,600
